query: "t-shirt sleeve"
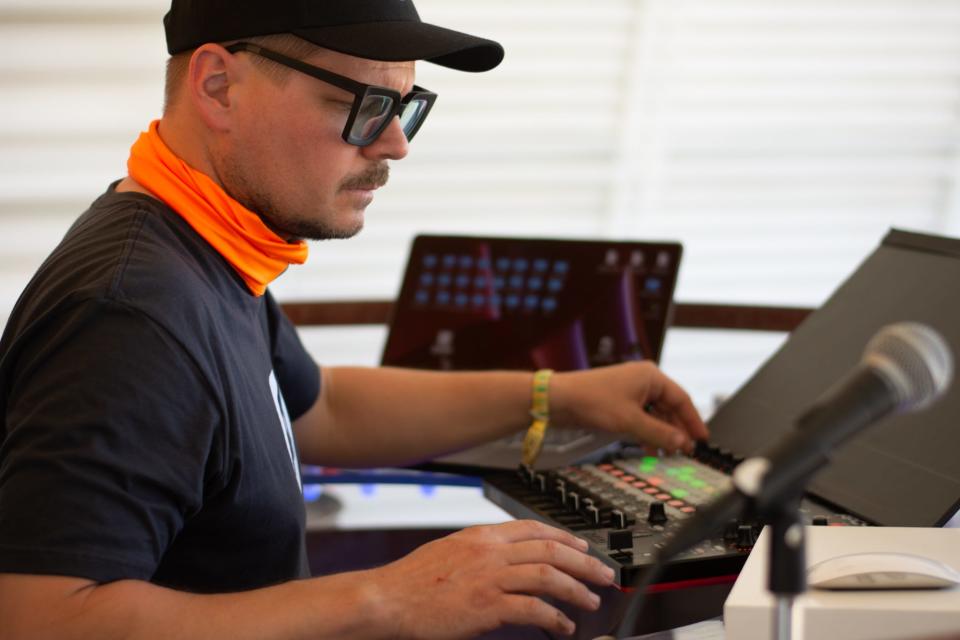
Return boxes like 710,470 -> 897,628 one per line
0,299 -> 222,583
265,293 -> 320,421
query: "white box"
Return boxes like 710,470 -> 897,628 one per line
724,526 -> 960,640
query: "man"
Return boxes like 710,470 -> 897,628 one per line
0,1 -> 708,638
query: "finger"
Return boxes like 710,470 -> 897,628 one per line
497,564 -> 602,612
633,410 -> 696,453
485,520 -> 590,552
497,594 -> 577,636
644,406 -> 696,454
504,539 -> 615,586
647,371 -> 709,441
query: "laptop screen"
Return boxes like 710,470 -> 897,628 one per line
707,229 -> 960,527
381,235 -> 682,372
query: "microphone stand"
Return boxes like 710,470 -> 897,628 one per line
764,493 -> 807,640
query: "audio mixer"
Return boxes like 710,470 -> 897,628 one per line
482,443 -> 866,586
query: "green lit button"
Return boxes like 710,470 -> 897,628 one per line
671,489 -> 689,498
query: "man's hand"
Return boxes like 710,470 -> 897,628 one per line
366,520 -> 614,638
550,361 -> 709,453
0,522 -> 608,640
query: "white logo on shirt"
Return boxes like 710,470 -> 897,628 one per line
269,370 -> 302,489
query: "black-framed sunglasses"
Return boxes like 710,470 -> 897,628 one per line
225,42 -> 438,147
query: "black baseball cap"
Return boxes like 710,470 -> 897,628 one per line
164,0 -> 504,72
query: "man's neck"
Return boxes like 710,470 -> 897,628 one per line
115,176 -> 157,197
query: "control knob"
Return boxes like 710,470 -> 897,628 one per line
647,501 -> 668,525
736,525 -> 757,548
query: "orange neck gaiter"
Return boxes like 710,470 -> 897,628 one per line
127,120 -> 308,296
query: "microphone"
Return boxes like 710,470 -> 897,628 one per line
658,321 -> 954,561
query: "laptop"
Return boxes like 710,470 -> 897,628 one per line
381,234 -> 683,471
706,229 -> 960,526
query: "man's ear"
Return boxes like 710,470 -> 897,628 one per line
186,44 -> 242,131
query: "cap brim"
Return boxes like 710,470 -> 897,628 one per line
292,21 -> 504,72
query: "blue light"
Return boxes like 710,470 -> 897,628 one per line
303,484 -> 324,502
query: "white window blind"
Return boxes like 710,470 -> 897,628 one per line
3,0 -> 960,409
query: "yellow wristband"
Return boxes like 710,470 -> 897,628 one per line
521,369 -> 554,467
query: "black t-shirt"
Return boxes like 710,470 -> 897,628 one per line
0,185 -> 321,592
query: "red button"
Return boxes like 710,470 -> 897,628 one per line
610,469 -> 625,477
668,500 -> 684,508
656,493 -> 671,501
647,477 -> 663,486
632,481 -> 648,489
599,464 -> 614,471
644,487 -> 658,495
681,506 -> 696,514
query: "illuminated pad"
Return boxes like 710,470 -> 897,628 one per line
589,456 -> 733,516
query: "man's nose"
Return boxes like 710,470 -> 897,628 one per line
363,116 -> 410,161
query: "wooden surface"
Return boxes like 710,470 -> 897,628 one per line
282,300 -> 813,332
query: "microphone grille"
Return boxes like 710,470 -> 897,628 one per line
864,323 -> 954,410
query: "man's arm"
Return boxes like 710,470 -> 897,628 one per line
293,366 -> 531,467
0,521 -> 614,640
293,361 -> 708,468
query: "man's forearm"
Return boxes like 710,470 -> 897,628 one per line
1,571 -> 386,640
295,366 -> 533,467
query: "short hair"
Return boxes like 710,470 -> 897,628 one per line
163,34 -> 321,114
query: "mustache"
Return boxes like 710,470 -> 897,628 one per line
339,163 -> 390,190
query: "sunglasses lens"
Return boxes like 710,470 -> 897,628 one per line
349,95 -> 394,143
400,98 -> 430,138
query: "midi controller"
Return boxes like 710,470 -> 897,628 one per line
482,443 -> 866,586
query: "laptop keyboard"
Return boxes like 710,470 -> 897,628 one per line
499,428 -> 595,453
